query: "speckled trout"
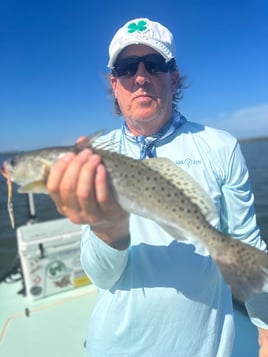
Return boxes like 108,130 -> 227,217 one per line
1,133 -> 268,302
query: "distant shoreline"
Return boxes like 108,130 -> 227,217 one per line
0,136 -> 268,155
239,136 -> 268,143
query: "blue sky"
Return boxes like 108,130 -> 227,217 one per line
1,0 -> 268,152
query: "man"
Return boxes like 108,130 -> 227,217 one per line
47,18 -> 268,356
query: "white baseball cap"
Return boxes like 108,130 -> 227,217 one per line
108,18 -> 176,68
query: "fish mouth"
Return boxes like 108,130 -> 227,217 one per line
1,162 -> 9,179
1,162 -> 13,182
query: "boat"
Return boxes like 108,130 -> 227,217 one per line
0,195 -> 259,356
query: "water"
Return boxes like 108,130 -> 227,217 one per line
0,141 -> 268,278
240,140 -> 268,240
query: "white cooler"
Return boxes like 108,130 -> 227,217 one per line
16,218 -> 90,299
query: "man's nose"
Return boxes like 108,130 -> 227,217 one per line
135,62 -> 150,85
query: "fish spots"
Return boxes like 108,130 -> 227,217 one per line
6,141 -> 268,302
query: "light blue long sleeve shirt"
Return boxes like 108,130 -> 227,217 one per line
81,117 -> 267,356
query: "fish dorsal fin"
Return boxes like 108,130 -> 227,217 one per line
88,131 -> 120,152
142,157 -> 217,222
71,131 -> 106,152
88,130 -> 106,143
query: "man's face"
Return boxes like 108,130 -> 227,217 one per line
110,44 -> 179,136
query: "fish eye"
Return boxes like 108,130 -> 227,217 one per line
9,157 -> 18,167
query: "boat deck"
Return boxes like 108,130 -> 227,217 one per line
0,281 -> 97,357
0,278 -> 259,356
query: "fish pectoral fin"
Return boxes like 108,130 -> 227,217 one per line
40,159 -> 53,174
18,181 -> 48,194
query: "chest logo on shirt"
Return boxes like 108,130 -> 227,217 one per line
175,158 -> 202,168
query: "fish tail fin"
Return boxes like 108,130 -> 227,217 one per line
215,241 -> 268,302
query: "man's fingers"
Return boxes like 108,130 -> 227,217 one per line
75,152 -> 104,218
47,149 -> 97,216
46,147 -> 126,228
46,152 -> 75,207
95,163 -> 111,204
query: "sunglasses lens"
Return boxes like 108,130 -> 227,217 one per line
114,59 -> 139,77
144,56 -> 169,74
113,54 -> 173,77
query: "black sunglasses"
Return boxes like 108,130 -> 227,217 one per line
112,54 -> 176,78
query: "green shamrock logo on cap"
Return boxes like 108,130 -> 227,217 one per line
127,20 -> 147,33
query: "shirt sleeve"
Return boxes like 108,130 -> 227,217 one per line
219,141 -> 263,247
218,141 -> 268,329
80,225 -> 129,290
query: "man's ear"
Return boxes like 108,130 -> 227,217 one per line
110,75 -> 118,99
171,70 -> 179,95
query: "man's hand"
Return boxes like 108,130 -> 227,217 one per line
259,328 -> 268,357
46,148 -> 129,250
